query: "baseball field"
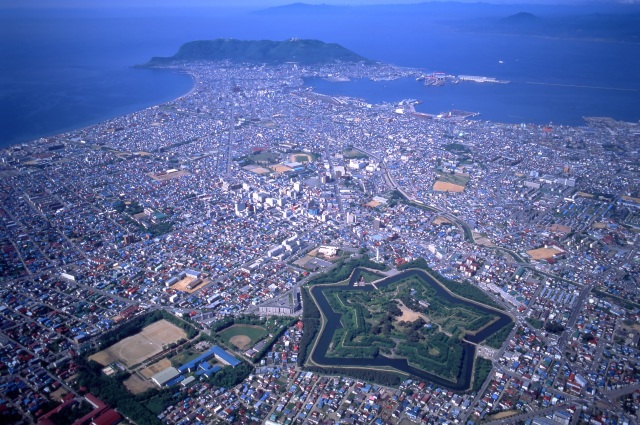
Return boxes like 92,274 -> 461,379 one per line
218,324 -> 267,351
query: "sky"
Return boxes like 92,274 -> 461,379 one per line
1,0 -> 627,8
4,0 -> 409,7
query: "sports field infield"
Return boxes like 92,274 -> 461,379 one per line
218,324 -> 267,350
89,320 -> 186,367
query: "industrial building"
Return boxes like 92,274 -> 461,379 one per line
151,346 -> 239,388
151,367 -> 181,387
258,288 -> 300,316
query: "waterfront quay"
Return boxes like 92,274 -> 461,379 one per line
0,59 -> 638,424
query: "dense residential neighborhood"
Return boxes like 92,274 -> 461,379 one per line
0,59 -> 638,425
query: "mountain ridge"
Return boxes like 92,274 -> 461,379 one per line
144,38 -> 371,66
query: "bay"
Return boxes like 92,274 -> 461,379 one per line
0,66 -> 193,147
305,77 -> 639,126
1,7 -> 639,148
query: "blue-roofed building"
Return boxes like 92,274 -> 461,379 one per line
211,345 -> 241,367
178,359 -> 201,374
199,361 -> 213,371
164,375 -> 185,388
177,345 -> 240,374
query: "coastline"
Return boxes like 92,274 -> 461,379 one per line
6,62 -> 639,150
1,67 -> 196,150
305,76 -> 640,126
168,69 -> 198,102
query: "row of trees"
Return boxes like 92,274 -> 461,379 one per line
327,327 -> 385,359
210,316 -> 235,333
472,358 -> 493,392
307,257 -> 385,286
74,357 -> 162,425
298,287 -> 321,366
165,334 -> 217,368
210,314 -> 276,334
398,258 -> 501,309
327,343 -> 379,359
251,317 -> 297,362
467,314 -> 493,331
484,322 -> 514,349
161,310 -> 200,338
207,362 -> 253,388
305,366 -> 402,386
324,289 -> 349,314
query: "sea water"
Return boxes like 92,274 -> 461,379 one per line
1,7 -> 639,148
304,77 -> 639,126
